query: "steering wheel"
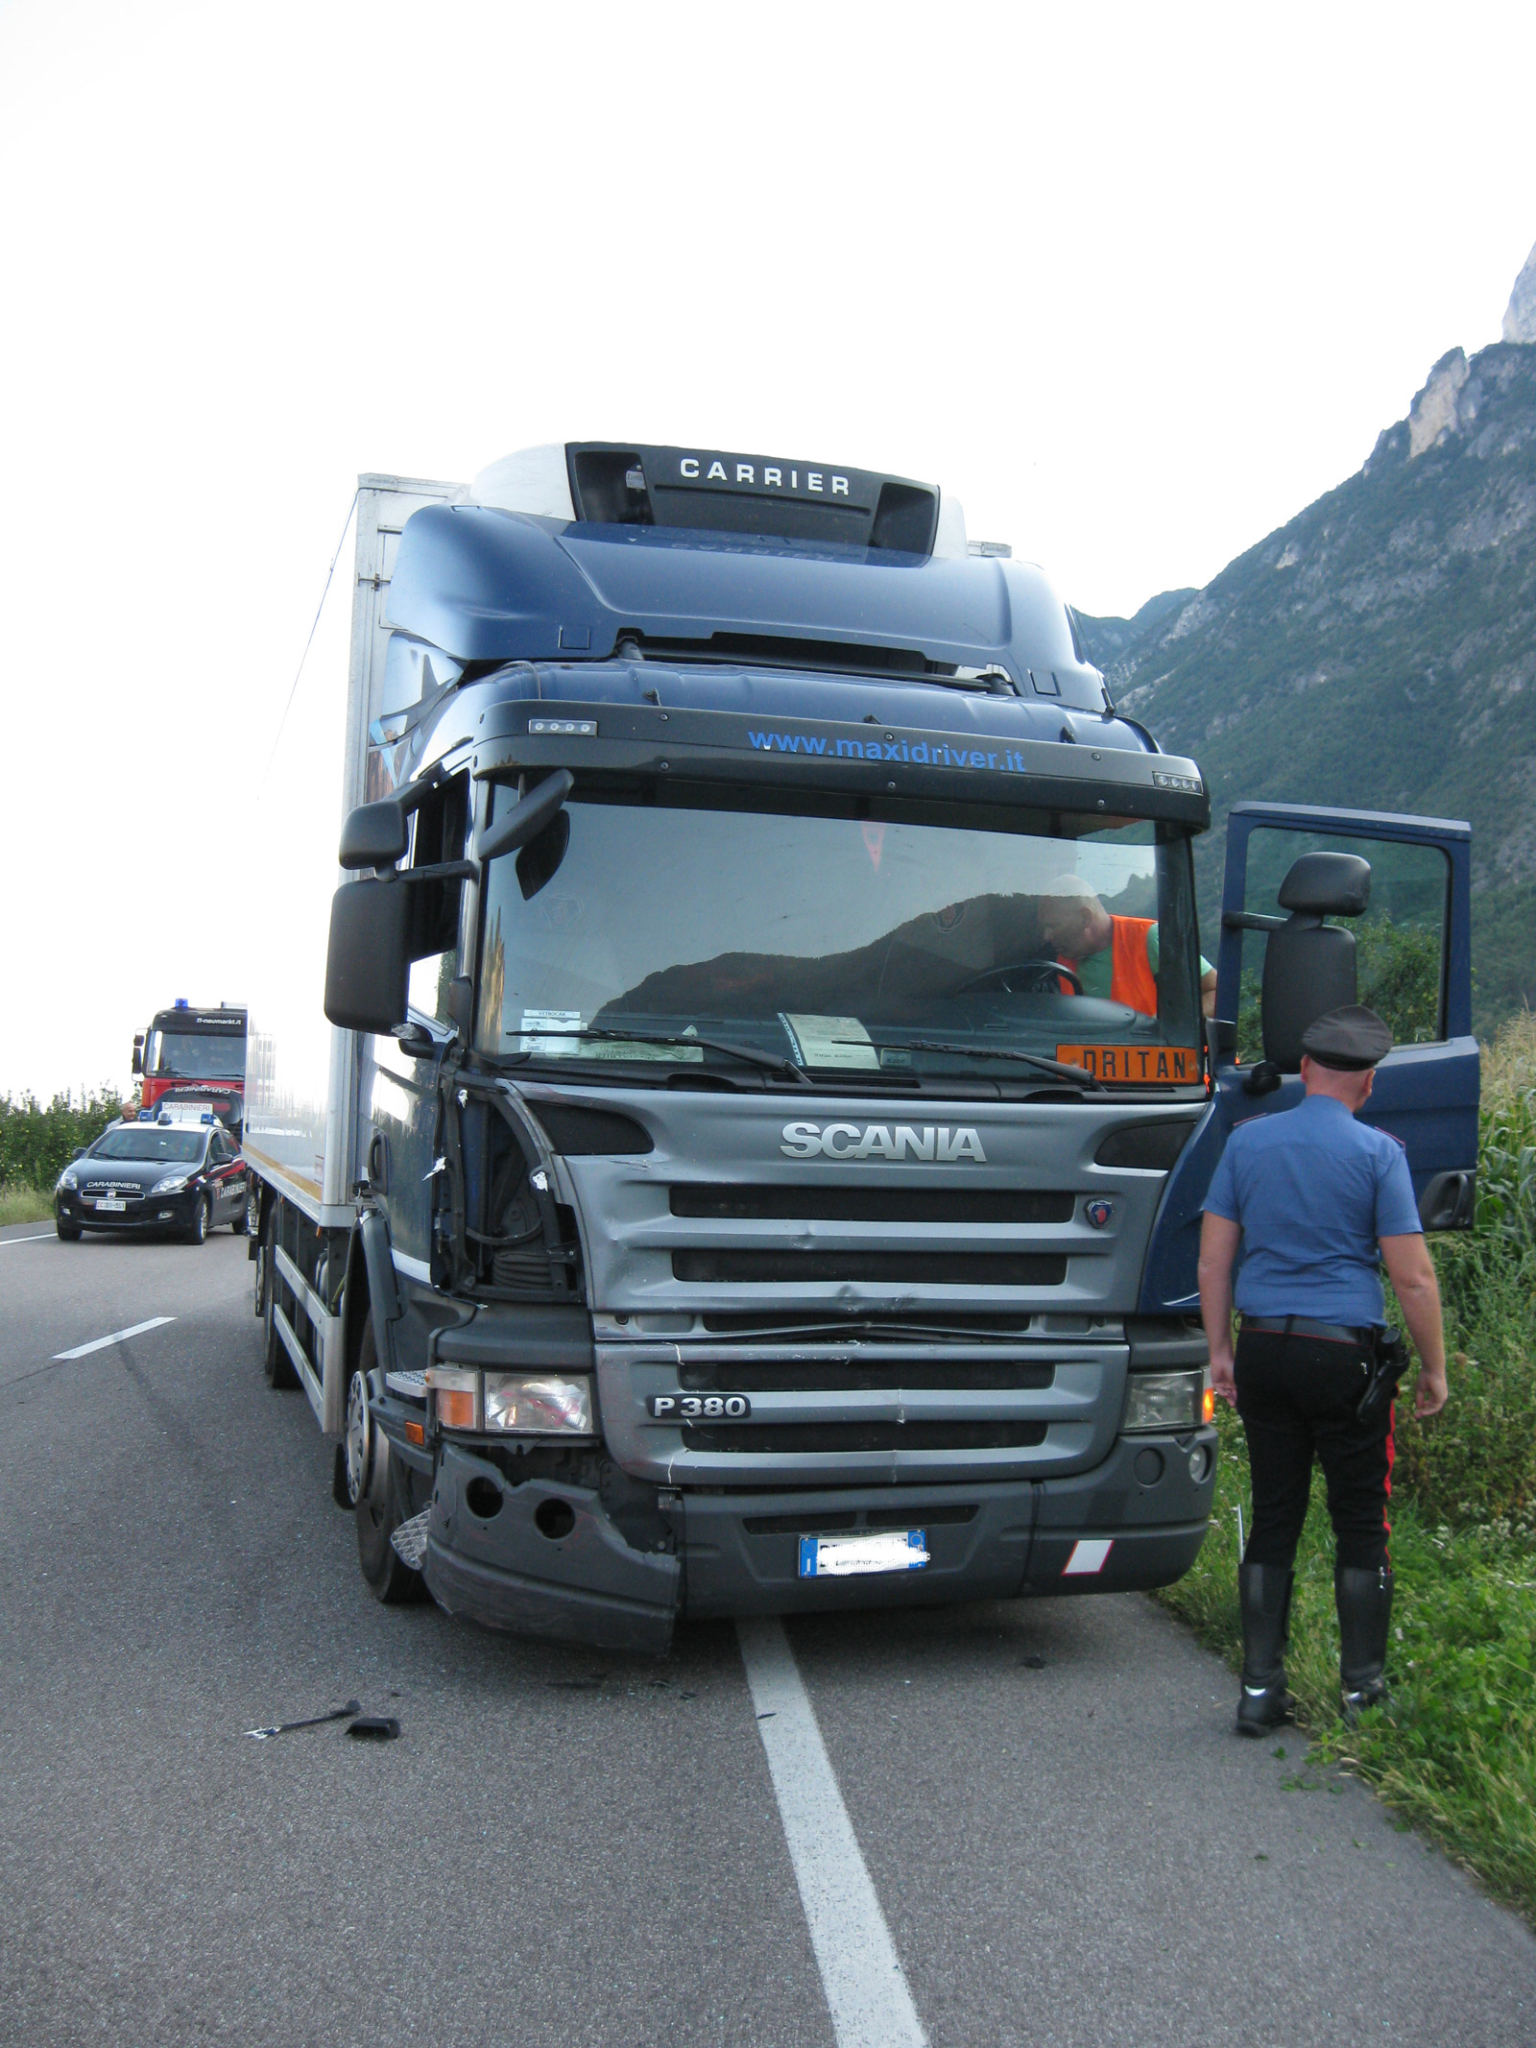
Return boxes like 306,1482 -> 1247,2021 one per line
956,958 -> 1084,996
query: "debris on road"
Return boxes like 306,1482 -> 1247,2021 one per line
245,1698 -> 362,1740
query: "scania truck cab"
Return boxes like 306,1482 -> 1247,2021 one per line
244,444 -> 1477,1652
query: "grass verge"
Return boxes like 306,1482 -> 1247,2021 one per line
1160,1404 -> 1536,1922
0,1183 -> 54,1227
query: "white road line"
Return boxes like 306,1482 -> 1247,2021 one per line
737,1616 -> 928,2048
52,1316 -> 176,1361
0,1232 -> 56,1246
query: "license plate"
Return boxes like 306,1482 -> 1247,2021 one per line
647,1394 -> 752,1419
94,1198 -> 127,1213
798,1529 -> 929,1578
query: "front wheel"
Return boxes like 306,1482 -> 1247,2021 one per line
56,1219 -> 82,1242
184,1195 -> 209,1246
354,1320 -> 428,1605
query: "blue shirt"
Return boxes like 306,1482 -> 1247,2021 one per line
1203,1093 -> 1422,1325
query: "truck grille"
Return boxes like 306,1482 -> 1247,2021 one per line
672,1250 -> 1067,1286
678,1360 -> 1055,1394
670,1184 -> 1072,1224
682,1421 -> 1049,1454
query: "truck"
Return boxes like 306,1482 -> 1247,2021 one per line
133,1001 -> 248,1136
243,442 -> 1479,1653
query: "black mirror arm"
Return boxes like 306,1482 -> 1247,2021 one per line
391,1022 -> 440,1059
476,769 -> 575,864
392,859 -> 476,885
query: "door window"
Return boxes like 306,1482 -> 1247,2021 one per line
1236,827 -> 1448,1060
405,774 -> 469,1025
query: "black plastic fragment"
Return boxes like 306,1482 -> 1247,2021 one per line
346,1716 -> 401,1741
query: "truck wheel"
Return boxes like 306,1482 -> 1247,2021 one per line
258,1210 -> 298,1390
56,1219 -> 82,1242
184,1196 -> 209,1246
354,1323 -> 428,1605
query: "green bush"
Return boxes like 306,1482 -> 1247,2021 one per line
0,1087 -> 127,1193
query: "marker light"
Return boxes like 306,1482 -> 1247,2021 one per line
1203,1385 -> 1217,1424
427,1366 -> 479,1431
484,1374 -> 594,1435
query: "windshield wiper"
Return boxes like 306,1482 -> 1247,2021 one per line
852,1038 -> 1108,1092
501,1026 -> 808,1084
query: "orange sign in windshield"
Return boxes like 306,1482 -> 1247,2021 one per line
1056,1044 -> 1202,1084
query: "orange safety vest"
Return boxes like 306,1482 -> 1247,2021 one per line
1058,916 -> 1159,1012
1109,915 -> 1158,1012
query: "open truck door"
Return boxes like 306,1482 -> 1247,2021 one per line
1141,801 -> 1478,1315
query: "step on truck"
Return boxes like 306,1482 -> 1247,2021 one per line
243,443 -> 1479,1652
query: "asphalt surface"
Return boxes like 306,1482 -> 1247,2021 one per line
3,1215 -> 1535,2047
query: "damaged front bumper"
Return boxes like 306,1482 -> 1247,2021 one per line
380,1409 -> 1216,1655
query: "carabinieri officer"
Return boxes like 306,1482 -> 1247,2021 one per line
1197,1004 -> 1449,1734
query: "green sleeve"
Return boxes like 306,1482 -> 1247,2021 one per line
1146,925 -> 1212,977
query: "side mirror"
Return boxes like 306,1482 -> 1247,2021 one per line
476,770 -> 575,865
131,1047 -> 143,1075
1260,852 -> 1371,1069
339,799 -> 409,871
324,879 -> 411,1032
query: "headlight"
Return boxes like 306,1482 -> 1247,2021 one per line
484,1373 -> 593,1435
1123,1371 -> 1203,1432
57,1168 -> 79,1191
425,1367 -> 595,1435
150,1173 -> 190,1195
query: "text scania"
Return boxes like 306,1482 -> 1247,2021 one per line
780,1122 -> 988,1162
747,729 -> 1031,771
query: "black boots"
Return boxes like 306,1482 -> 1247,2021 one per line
1236,1563 -> 1295,1736
1336,1563 -> 1394,1721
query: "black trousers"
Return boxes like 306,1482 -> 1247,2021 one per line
1234,1328 -> 1393,1573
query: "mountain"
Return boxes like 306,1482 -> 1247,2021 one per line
1077,241 -> 1536,1030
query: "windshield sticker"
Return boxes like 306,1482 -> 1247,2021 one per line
517,1009 -> 584,1053
514,1010 -> 703,1060
780,1014 -> 880,1070
1056,1044 -> 1201,1084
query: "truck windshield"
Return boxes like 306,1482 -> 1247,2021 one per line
145,1031 -> 245,1079
475,791 -> 1203,1087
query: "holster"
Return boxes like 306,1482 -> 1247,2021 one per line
1354,1325 -> 1409,1425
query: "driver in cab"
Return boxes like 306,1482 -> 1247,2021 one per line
1038,875 -> 1217,1018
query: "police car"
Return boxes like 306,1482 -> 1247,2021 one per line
54,1112 -> 249,1244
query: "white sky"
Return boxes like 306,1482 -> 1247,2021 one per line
3,0 -> 1534,1101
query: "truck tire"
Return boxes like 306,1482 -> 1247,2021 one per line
258,1209 -> 299,1390
353,1322 -> 428,1605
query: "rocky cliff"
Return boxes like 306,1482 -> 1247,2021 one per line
1078,279 -> 1536,1028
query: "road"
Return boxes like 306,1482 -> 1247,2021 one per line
2,1217 -> 1534,2048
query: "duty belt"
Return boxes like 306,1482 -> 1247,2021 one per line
1241,1315 -> 1372,1347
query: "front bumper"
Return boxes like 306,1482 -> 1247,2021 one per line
56,1188 -> 201,1232
406,1425 -> 1217,1653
